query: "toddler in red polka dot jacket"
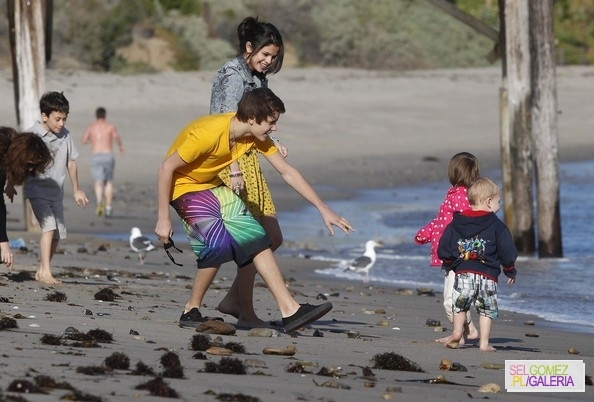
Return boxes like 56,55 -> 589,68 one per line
414,152 -> 480,344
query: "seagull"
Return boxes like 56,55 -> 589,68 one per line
129,227 -> 155,265
344,240 -> 381,283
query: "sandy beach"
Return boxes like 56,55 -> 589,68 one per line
1,66 -> 593,400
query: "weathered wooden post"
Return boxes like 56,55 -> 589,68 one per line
504,0 -> 535,254
7,0 -> 47,232
529,0 -> 562,257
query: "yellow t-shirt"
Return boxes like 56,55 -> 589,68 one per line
167,113 -> 277,200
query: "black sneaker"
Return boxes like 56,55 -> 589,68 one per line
179,307 -> 206,328
282,302 -> 333,333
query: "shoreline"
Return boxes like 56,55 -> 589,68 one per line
2,66 -> 593,399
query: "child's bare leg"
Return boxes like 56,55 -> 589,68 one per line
252,248 -> 300,317
445,311 -> 466,348
36,231 -> 61,285
217,263 -> 268,328
478,314 -> 496,351
184,267 -> 218,313
436,271 -> 455,343
464,312 -> 479,340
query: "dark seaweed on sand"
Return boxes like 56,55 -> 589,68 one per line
130,361 -> 156,376
224,342 -> 246,354
190,333 -> 212,351
41,334 -> 63,345
215,393 -> 261,402
160,351 -> 184,379
76,366 -> 111,376
0,316 -> 18,331
44,291 -> 67,302
104,352 -> 130,370
7,379 -> 47,394
371,352 -> 425,372
59,389 -> 104,401
84,328 -> 114,343
34,375 -> 74,390
94,287 -> 121,301
5,270 -> 35,282
204,357 -> 246,375
135,376 -> 179,398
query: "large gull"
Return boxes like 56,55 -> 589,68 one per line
129,227 -> 155,265
344,240 -> 381,283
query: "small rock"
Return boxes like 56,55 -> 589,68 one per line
263,345 -> 297,356
481,363 -> 505,370
196,320 -> 236,335
376,319 -> 390,327
524,320 -> 535,326
425,318 -> 441,327
247,328 -> 275,337
525,333 -> 539,338
346,331 -> 360,339
568,347 -> 580,355
439,359 -> 452,370
206,347 -> 233,356
434,326 -> 447,332
478,382 -> 501,393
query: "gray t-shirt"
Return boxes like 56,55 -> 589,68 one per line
24,122 -> 79,201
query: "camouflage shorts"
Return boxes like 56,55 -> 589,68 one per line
452,272 -> 498,319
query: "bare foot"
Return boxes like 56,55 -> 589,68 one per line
217,302 -> 239,319
435,334 -> 451,343
479,345 -> 497,352
35,271 -> 62,285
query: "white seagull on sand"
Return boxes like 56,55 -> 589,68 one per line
345,240 -> 381,283
129,227 -> 155,265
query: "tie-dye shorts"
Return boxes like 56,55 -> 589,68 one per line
170,185 -> 272,268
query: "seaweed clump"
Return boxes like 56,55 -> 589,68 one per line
161,351 -> 185,379
104,352 -> 130,370
371,352 -> 424,372
135,376 -> 179,398
0,316 -> 18,331
204,357 -> 246,375
44,291 -> 67,302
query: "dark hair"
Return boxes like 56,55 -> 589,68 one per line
236,87 -> 285,124
2,131 -> 52,185
96,107 -> 106,119
448,152 -> 480,187
40,91 -> 69,116
237,16 -> 284,74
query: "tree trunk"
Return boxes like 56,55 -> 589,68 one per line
529,0 -> 562,257
8,0 -> 46,232
504,0 -> 535,254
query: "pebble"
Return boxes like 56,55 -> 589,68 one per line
247,328 -> 276,337
195,320 -> 236,335
425,318 -> 441,327
478,383 -> 501,393
568,347 -> 580,355
206,347 -> 233,356
262,345 -> 296,356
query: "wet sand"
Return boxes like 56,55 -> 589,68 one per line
1,66 -> 593,400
